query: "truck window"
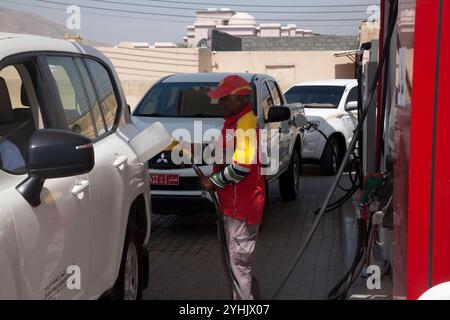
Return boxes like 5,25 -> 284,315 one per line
46,56 -> 97,139
261,82 -> 273,119
85,59 -> 120,131
267,81 -> 283,106
134,82 -> 225,118
284,85 -> 345,108
0,65 -> 37,174
345,86 -> 358,105
75,59 -> 107,136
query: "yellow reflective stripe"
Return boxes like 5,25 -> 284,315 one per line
233,111 -> 258,165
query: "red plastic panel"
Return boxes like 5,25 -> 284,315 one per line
393,0 -> 416,299
431,0 -> 450,288
407,0 -> 440,299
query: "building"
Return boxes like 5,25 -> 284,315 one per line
115,41 -> 178,49
184,8 -> 313,47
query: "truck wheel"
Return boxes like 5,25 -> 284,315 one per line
279,149 -> 300,201
108,218 -> 144,300
320,135 -> 339,176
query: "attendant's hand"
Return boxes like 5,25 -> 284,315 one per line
200,176 -> 215,191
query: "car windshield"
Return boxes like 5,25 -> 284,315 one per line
134,82 -> 226,118
284,85 -> 346,109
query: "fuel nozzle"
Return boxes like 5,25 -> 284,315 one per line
305,121 -> 320,130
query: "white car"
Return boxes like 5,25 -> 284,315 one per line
284,79 -> 358,175
0,33 -> 171,299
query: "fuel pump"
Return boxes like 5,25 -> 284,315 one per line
272,0 -> 399,300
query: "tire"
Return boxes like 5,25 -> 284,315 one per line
108,218 -> 144,300
279,149 -> 301,201
320,135 -> 340,176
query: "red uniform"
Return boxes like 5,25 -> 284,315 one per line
211,104 -> 266,225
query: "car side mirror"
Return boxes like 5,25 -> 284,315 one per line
345,101 -> 358,111
128,122 -> 172,163
16,129 -> 95,207
266,106 -> 291,123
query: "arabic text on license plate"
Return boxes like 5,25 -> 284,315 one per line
150,174 -> 179,186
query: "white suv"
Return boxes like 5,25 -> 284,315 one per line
284,80 -> 358,175
0,33 -> 170,299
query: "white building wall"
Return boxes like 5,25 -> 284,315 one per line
185,10 -> 314,46
216,25 -> 257,37
194,24 -> 214,47
260,24 -> 281,37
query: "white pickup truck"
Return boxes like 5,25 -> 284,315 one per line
132,73 -> 307,214
0,33 -> 171,299
284,79 -> 358,175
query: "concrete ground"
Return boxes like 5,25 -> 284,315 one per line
143,165 -> 392,300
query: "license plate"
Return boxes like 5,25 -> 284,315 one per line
150,174 -> 179,186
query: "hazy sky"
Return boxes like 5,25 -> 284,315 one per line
1,0 -> 379,45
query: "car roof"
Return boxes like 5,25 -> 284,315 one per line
161,72 -> 268,83
288,79 -> 357,87
0,32 -> 103,62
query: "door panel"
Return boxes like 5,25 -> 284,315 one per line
39,55 -> 100,299
267,80 -> 291,172
81,58 -> 139,295
260,81 -> 281,179
86,133 -> 137,295
0,55 -> 92,299
6,174 -> 91,299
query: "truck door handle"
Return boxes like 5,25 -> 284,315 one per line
113,154 -> 128,169
71,180 -> 90,196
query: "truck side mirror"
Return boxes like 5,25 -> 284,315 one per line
16,129 -> 94,207
266,106 -> 291,123
345,101 -> 358,111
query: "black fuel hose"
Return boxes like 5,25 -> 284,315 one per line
191,164 -> 246,300
307,126 -> 361,214
328,0 -> 398,300
271,0 -> 398,300
314,127 -> 361,191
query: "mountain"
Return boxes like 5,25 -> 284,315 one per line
0,6 -> 109,46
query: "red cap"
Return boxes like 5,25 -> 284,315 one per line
207,75 -> 252,99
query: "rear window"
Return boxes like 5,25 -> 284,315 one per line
134,82 -> 225,118
284,85 -> 346,109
